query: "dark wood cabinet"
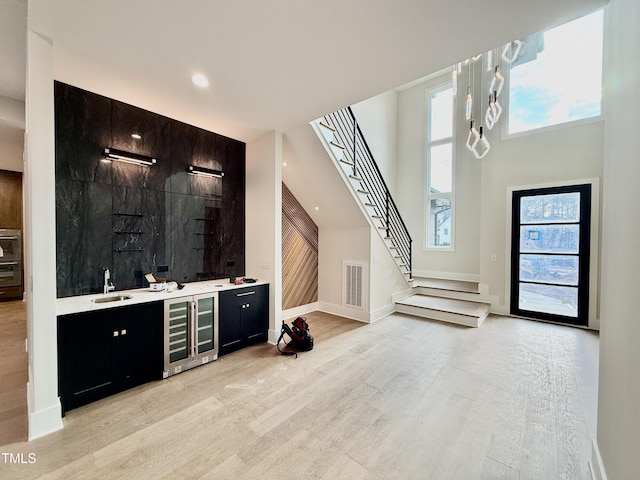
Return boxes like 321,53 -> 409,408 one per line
0,170 -> 23,301
219,284 -> 268,356
0,170 -> 22,229
57,301 -> 163,413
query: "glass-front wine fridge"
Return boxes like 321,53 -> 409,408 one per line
163,292 -> 218,377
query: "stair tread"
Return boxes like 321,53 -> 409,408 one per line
413,277 -> 479,294
397,294 -> 489,318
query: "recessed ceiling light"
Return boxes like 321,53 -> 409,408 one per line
314,206 -> 320,211
131,133 -> 142,140
191,74 -> 209,88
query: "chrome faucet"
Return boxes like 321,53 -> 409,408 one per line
103,268 -> 115,294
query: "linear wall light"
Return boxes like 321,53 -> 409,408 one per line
186,165 -> 224,178
103,148 -> 157,166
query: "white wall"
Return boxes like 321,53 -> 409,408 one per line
370,229 -> 410,320
351,91 -> 398,195
396,75 -> 482,280
246,131 -> 282,343
596,0 -> 640,477
24,29 -> 63,439
318,226 -> 372,322
0,96 -> 25,172
395,68 -> 604,322
480,120 -> 604,314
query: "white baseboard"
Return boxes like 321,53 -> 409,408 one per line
370,302 -> 396,322
317,301 -> 370,323
412,269 -> 480,283
392,287 -> 414,303
27,385 -> 64,440
282,302 -> 319,320
589,439 -> 608,480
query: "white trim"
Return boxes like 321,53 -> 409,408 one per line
502,114 -> 604,141
412,269 -> 479,283
318,301 -> 370,323
370,302 -> 396,322
505,177 -> 601,330
27,386 -> 64,440
589,439 -> 608,480
282,302 -> 319,321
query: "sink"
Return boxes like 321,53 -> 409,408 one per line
91,295 -> 133,304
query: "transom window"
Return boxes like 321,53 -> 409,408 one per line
508,9 -> 604,135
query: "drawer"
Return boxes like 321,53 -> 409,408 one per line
0,285 -> 23,301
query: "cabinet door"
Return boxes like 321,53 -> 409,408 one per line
165,298 -> 192,369
241,285 -> 268,345
194,294 -> 217,356
114,302 -> 163,390
218,290 -> 243,355
58,310 -> 116,413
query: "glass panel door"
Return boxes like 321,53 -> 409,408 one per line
195,295 -> 215,354
511,184 -> 591,326
167,300 -> 190,363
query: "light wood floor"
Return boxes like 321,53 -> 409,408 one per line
0,300 -> 28,446
0,311 -> 598,479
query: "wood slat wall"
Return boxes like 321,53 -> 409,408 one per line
282,183 -> 318,310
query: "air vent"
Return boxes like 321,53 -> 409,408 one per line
344,261 -> 365,309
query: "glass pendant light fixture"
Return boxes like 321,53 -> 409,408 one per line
465,86 -> 473,120
501,39 -> 522,64
471,126 -> 491,159
466,120 -> 480,151
489,66 -> 504,97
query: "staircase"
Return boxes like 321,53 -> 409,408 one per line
396,277 -> 490,327
312,107 -> 490,327
312,107 -> 412,281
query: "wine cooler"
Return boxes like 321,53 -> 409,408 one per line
163,292 -> 218,377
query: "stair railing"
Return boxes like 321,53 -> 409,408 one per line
321,107 -> 412,278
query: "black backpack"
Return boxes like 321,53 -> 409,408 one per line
277,317 -> 314,358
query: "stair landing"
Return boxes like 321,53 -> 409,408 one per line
395,294 -> 490,328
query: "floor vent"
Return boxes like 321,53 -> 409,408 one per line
344,261 -> 365,309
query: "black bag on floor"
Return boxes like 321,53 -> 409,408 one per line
277,317 -> 314,358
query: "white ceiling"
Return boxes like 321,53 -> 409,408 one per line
2,0 -> 606,143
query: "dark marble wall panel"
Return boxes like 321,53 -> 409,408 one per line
112,186 -> 168,289
170,121 -> 225,197
56,179 -> 112,297
55,83 -> 246,297
54,82 -> 112,184
111,101 -> 173,191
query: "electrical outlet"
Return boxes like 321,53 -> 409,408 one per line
490,255 -> 497,262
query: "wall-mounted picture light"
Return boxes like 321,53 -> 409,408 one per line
186,165 -> 224,178
103,148 -> 157,166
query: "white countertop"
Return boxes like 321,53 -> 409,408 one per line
56,279 -> 268,316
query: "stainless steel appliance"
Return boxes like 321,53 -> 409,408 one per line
163,292 -> 218,377
0,229 -> 22,300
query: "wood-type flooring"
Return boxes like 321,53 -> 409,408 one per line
0,300 -> 28,447
0,311 -> 599,479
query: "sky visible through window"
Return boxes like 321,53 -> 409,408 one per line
508,9 -> 603,134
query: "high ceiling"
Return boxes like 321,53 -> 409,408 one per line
3,0 -> 606,142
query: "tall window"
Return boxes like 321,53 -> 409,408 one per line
508,9 -> 604,135
426,85 -> 454,249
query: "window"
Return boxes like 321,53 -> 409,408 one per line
426,85 -> 454,249
507,9 -> 604,135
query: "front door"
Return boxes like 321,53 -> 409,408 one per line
510,184 -> 591,326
